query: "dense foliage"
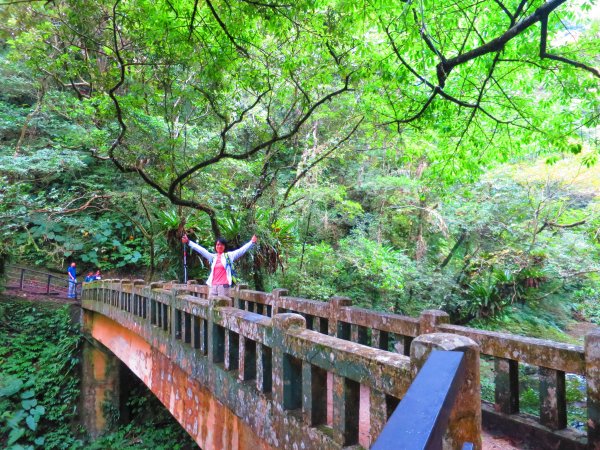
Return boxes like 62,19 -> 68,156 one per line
0,299 -> 82,448
0,0 -> 598,334
0,297 -> 197,449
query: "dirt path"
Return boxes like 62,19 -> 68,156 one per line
2,286 -> 78,305
482,428 -> 533,449
567,320 -> 598,342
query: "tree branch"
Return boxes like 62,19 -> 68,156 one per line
205,0 -> 249,57
281,116 -> 364,206
539,16 -> 600,78
436,0 -> 569,87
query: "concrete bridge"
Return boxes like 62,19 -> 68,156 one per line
79,279 -> 600,449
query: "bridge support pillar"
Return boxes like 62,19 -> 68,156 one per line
79,339 -> 121,439
411,332 -> 482,450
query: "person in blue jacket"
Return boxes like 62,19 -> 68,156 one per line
67,262 -> 77,298
84,271 -> 95,282
181,234 -> 257,298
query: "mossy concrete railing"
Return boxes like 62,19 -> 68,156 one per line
152,280 -> 597,450
81,280 -> 481,449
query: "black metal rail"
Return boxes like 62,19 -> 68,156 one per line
4,265 -> 81,300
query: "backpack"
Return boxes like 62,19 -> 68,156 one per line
224,253 -> 239,286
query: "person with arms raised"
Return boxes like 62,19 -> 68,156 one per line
181,234 -> 257,298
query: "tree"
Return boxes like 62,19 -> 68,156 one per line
370,0 -> 598,180
2,0 -> 362,238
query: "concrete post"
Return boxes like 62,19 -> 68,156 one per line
419,309 -> 450,334
270,288 -> 288,316
411,332 -> 482,450
328,296 -> 352,337
585,328 -> 600,448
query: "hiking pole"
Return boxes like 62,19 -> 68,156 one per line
182,238 -> 188,283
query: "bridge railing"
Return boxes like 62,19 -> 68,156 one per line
82,279 -> 480,449
158,280 -> 597,449
4,265 -> 82,299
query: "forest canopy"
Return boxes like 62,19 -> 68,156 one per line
0,0 -> 598,328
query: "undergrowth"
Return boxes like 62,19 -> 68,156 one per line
0,298 -> 82,449
0,296 -> 197,449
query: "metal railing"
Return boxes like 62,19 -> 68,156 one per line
4,265 -> 82,300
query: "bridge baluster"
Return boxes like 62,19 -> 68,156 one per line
142,295 -> 147,318
208,297 -> 232,364
272,313 -> 306,416
332,374 -> 360,446
225,331 -> 240,371
368,390 -> 401,446
494,357 -> 519,414
190,315 -> 200,350
232,284 -> 245,309
150,299 -> 157,325
174,308 -> 182,340
256,303 -> 264,316
148,282 -> 162,325
183,312 -> 191,344
211,324 -> 225,364
200,317 -> 208,355
372,329 -> 389,350
539,366 -> 567,430
350,324 -> 369,346
256,343 -> 272,393
282,354 -> 302,410
301,362 -> 327,426
163,303 -> 170,332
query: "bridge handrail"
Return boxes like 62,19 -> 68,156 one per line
438,323 -> 585,375
144,286 -> 414,399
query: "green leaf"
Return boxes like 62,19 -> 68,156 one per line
26,414 -> 38,431
7,410 -> 26,428
21,398 -> 37,410
0,378 -> 23,397
20,390 -> 35,399
8,427 -> 25,445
